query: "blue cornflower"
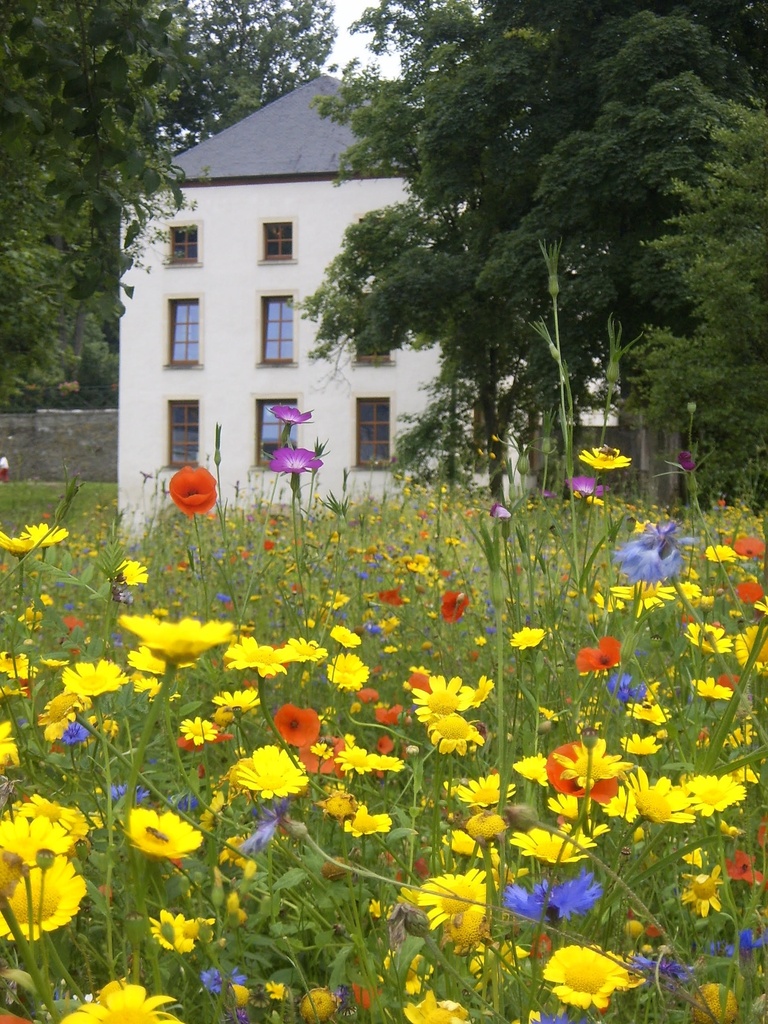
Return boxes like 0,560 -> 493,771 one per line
175,794 -> 199,812
239,800 -> 291,856
61,722 -> 90,745
613,522 -> 692,583
715,928 -> 768,957
110,783 -> 150,803
629,953 -> 694,983
200,967 -> 246,994
503,869 -> 602,922
536,1013 -> 587,1024
606,672 -> 647,703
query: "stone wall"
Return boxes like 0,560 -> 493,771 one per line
0,409 -> 118,482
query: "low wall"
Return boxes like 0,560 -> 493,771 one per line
0,409 -> 118,482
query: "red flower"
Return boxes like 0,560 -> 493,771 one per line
726,850 -> 764,885
717,673 -> 738,691
357,687 -> 380,704
274,704 -> 321,748
408,671 -> 431,693
575,636 -> 622,673
169,466 -> 217,517
377,735 -> 395,755
375,704 -> 403,725
379,587 -> 405,606
734,536 -> 766,558
736,581 -> 764,603
545,741 -> 619,804
441,590 -> 469,622
351,984 -> 379,1009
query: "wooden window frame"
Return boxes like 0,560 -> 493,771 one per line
256,398 -> 298,465
263,222 -> 293,261
170,225 -> 199,264
168,400 -> 200,466
261,297 -> 294,364
169,299 -> 200,365
357,398 -> 391,466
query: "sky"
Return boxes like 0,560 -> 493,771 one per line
325,0 -> 400,77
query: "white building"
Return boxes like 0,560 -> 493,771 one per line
118,76 -> 438,515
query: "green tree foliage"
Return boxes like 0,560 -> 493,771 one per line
305,0 -> 767,494
632,105 -> 768,504
162,0 -> 335,144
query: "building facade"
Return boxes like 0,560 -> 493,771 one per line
118,76 -> 438,515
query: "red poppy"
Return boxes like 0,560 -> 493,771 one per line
274,704 -> 321,748
726,850 -> 764,885
736,580 -> 764,604
575,636 -> 622,674
717,673 -> 738,691
0,1015 -> 35,1024
377,735 -> 395,755
545,741 -> 619,803
375,704 -> 403,725
379,587 -> 405,606
263,540 -> 275,551
169,466 -> 217,517
351,984 -> 379,1009
63,615 -> 85,633
734,536 -> 766,559
441,590 -> 469,622
530,933 -> 552,959
408,671 -> 431,693
357,687 -> 380,704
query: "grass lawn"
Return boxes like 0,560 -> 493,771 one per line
0,481 -> 117,533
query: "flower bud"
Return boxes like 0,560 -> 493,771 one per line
503,803 -> 538,832
687,401 -> 697,415
35,848 -> 56,872
606,359 -> 620,384
517,453 -> 530,477
125,911 -> 147,944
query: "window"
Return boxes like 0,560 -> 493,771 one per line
169,300 -> 200,365
264,222 -> 293,260
261,297 -> 294,363
355,351 -> 394,365
256,399 -> 298,464
170,226 -> 198,263
169,401 -> 199,466
357,399 -> 390,466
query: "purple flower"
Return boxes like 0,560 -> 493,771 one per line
61,722 -> 90,745
503,868 -> 602,922
200,967 -> 247,995
678,450 -> 696,472
269,405 -> 313,425
629,953 -> 694,983
567,476 -> 605,498
268,447 -> 323,474
613,521 -> 691,584
490,502 -> 511,520
606,672 -> 647,703
536,1013 -> 587,1024
239,799 -> 291,856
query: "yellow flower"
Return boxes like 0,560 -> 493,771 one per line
61,660 -> 129,697
126,808 -> 203,861
551,738 -> 633,790
327,652 -> 369,691
455,773 -> 515,809
299,988 -> 338,1024
513,754 -> 549,785
734,625 -> 768,672
467,674 -> 494,707
428,714 -> 485,755
681,865 -> 722,916
465,811 -> 506,843
343,804 -> 392,837
443,907 -> 489,954
543,944 -> 640,1010
684,623 -> 733,654
59,983 -> 182,1024
626,768 -> 694,824
0,813 -> 71,864
0,855 -> 86,940
117,559 -> 149,585
127,647 -> 167,676
149,910 -> 212,953
383,952 -> 433,995
619,733 -> 661,755
318,789 -> 358,821
609,582 -> 676,613
330,625 -> 361,648
265,981 -> 288,1001
121,615 -> 234,665
509,627 -> 546,650
578,447 -> 632,471
693,676 -> 736,700
17,796 -> 89,844
509,826 -> 595,864
179,717 -> 219,746
334,744 -> 380,775
283,637 -> 328,662
691,984 -> 738,1024
0,720 -> 19,767
231,745 -> 308,798
212,689 -> 260,713
404,990 -> 469,1024
0,523 -> 69,557
412,675 -> 474,724
417,868 -> 486,928
684,774 -> 746,816
704,544 -> 740,563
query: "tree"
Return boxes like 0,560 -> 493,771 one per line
305,0 -> 768,495
0,0 -> 188,403
161,0 -> 335,145
631,104 -> 768,504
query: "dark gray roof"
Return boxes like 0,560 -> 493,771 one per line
174,76 -> 355,181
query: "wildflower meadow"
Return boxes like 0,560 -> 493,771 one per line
1,294 -> 768,1024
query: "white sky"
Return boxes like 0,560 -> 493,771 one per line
325,0 -> 400,77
